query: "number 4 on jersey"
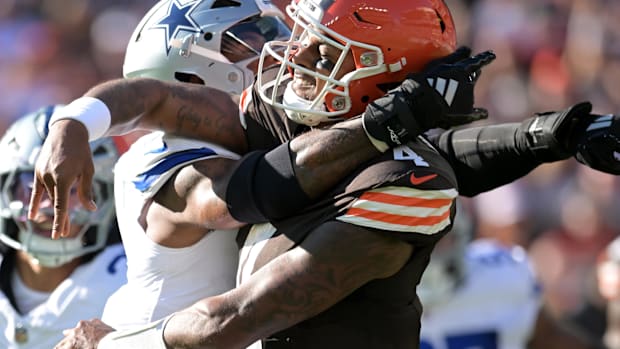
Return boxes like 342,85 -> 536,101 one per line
393,145 -> 429,167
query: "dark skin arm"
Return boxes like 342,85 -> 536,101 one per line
145,157 -> 245,247
88,78 -> 246,153
129,121 -> 377,242
54,221 -> 413,349
163,221 -> 412,348
29,76 -> 379,238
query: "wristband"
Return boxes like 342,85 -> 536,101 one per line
97,314 -> 173,349
49,97 -> 111,141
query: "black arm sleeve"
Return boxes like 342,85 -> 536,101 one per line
225,142 -> 313,224
429,123 -> 543,197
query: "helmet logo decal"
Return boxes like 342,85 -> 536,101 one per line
152,0 -> 202,55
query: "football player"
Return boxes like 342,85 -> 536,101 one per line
0,105 -> 126,348
100,0 -> 290,330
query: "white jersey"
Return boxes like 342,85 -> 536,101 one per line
103,132 -> 240,329
0,244 -> 127,349
420,239 -> 542,349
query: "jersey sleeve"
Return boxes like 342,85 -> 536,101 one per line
333,142 -> 459,243
336,185 -> 457,236
114,132 -> 239,199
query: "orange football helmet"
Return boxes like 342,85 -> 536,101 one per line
257,0 -> 457,125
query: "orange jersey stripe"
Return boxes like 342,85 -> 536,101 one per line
345,207 -> 452,227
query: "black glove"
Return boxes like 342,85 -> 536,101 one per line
363,47 -> 496,151
575,113 -> 620,175
516,101 -> 594,162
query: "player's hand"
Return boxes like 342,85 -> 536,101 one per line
29,119 -> 97,240
517,101 -> 594,162
54,319 -> 115,349
575,113 -> 620,174
407,47 -> 495,128
363,47 -> 495,151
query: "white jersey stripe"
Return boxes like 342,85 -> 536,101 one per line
368,186 -> 458,200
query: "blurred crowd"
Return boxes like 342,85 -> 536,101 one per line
0,0 -> 154,131
450,0 -> 620,341
1,0 -> 619,342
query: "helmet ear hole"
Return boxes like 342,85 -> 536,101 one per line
435,10 -> 446,33
175,72 -> 205,85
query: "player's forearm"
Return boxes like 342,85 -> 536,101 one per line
162,301 -> 245,349
431,123 -> 540,197
162,270 -> 307,348
290,117 -> 380,198
224,116 -> 382,223
86,77 -> 247,153
163,223 -> 411,348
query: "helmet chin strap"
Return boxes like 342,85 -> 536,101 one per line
282,82 -> 326,126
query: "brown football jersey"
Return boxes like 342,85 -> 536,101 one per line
236,70 -> 459,348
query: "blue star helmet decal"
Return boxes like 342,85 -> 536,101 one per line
152,0 -> 203,54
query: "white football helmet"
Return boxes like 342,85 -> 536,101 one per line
0,105 -> 119,267
417,200 -> 473,308
123,0 -> 291,94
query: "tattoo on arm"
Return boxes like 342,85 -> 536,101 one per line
292,118 -> 380,197
236,221 -> 412,337
164,221 -> 413,348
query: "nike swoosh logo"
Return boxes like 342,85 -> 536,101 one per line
410,172 -> 438,185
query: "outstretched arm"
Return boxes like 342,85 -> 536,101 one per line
165,222 -> 412,348
29,77 -> 244,238
84,78 -> 246,153
430,102 -> 603,197
59,222 -> 413,349
85,77 -> 246,152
